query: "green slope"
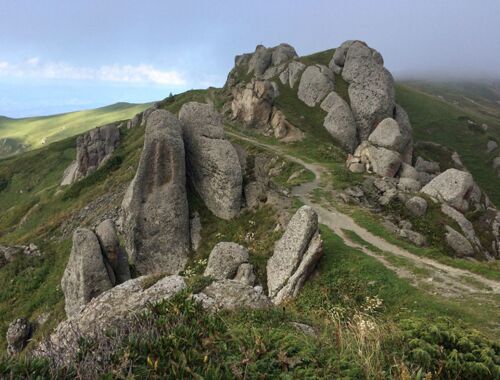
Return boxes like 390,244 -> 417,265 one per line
396,82 -> 500,206
0,102 -> 150,157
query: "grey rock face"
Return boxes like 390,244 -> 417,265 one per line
6,318 -> 32,355
61,228 -> 114,318
321,92 -> 358,152
39,275 -> 186,362
122,109 -> 190,275
341,41 -> 395,141
400,229 -> 427,247
61,124 -> 120,186
445,226 -> 474,257
279,61 -> 306,88
406,196 -> 428,217
204,242 -> 249,280
441,204 -> 480,246
197,280 -> 271,310
368,118 -> 411,153
420,169 -> 474,212
179,102 -> 243,220
95,219 -> 130,285
331,40 -> 358,68
267,206 -> 323,304
394,104 -> 414,163
297,65 -> 335,107
231,79 -> 277,128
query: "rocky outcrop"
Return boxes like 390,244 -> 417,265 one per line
247,44 -> 297,77
420,169 -> 474,212
61,228 -> 114,318
231,79 -> 277,128
204,242 -> 250,280
269,109 -> 304,142
39,275 -> 187,362
335,41 -> 395,141
321,92 -> 358,152
95,219 -> 131,285
267,206 -> 323,304
61,124 -> 120,186
297,65 -> 334,107
6,318 -> 32,355
179,102 -> 243,220
121,109 -> 190,275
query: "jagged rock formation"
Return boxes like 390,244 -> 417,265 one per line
61,124 -> 120,186
179,102 -> 242,220
39,275 -> 187,362
267,206 -> 323,304
61,228 -> 114,318
121,109 -> 190,275
6,318 -> 32,355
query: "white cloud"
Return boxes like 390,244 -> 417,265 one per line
0,58 -> 185,85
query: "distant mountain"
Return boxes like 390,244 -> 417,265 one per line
0,102 -> 151,158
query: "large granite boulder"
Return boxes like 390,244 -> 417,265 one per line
267,206 -> 323,304
445,226 -> 475,257
6,318 -> 32,355
338,41 -> 395,141
61,228 -> 114,318
394,104 -> 414,163
420,169 -> 474,212
405,196 -> 428,217
95,219 -> 131,285
297,65 -> 335,107
122,109 -> 190,275
204,242 -> 249,280
321,92 -> 358,152
368,117 -> 411,153
61,124 -> 120,186
231,79 -> 277,128
179,102 -> 243,219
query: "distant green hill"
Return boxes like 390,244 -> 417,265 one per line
0,102 -> 150,157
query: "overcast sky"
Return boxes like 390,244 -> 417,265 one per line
1,0 -> 499,117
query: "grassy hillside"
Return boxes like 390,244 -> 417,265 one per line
396,83 -> 500,206
0,102 -> 150,157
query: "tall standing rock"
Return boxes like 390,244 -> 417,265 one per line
267,206 -> 323,304
297,65 -> 335,107
179,102 -> 243,220
61,124 -> 121,186
122,109 -> 190,275
321,92 -> 358,152
61,228 -> 114,318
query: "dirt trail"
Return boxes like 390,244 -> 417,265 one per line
228,131 -> 500,297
